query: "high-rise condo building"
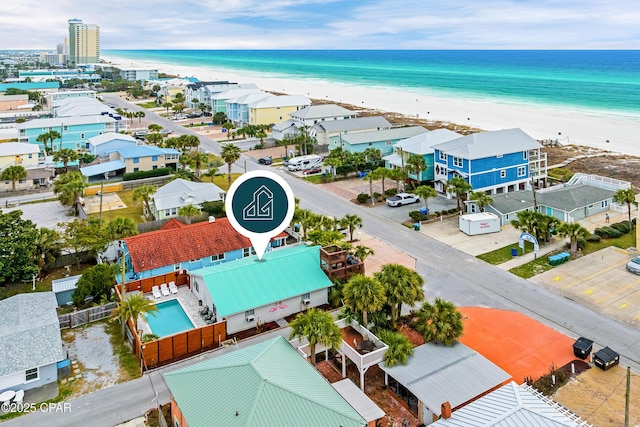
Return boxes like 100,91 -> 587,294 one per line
68,18 -> 99,66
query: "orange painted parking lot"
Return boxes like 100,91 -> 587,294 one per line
458,307 -> 576,383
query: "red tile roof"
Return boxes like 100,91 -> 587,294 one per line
160,218 -> 188,230
124,218 -> 252,273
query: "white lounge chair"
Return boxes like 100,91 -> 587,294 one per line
169,281 -> 178,294
160,283 -> 170,296
151,285 -> 162,299
13,389 -> 24,405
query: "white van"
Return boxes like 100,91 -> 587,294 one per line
286,154 -> 322,171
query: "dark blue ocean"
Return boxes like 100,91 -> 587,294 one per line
104,50 -> 640,116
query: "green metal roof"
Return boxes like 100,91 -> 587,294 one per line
190,245 -> 333,317
163,336 -> 366,427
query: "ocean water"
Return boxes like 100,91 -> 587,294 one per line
104,50 -> 640,116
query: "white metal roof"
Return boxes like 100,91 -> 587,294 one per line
0,142 -> 40,156
432,128 -> 541,160
249,95 -> 311,109
379,341 -> 510,415
51,274 -> 82,293
16,115 -> 115,129
153,178 -> 225,211
342,126 -> 427,145
289,104 -> 356,120
332,379 -> 385,422
394,129 -> 462,154
314,116 -> 391,133
88,132 -> 137,146
431,381 -> 591,426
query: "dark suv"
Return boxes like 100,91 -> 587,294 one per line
258,156 -> 272,165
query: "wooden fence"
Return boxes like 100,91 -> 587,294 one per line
58,302 -> 117,329
121,271 -> 190,294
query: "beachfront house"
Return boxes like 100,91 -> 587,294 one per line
333,126 -> 427,156
0,292 -> 66,396
183,81 -> 231,109
164,336 -> 371,427
431,381 -> 590,426
312,116 -> 391,147
17,115 -> 121,153
225,92 -> 272,126
189,245 -> 331,334
383,129 -> 462,182
51,97 -> 120,119
211,87 -> 265,115
432,128 -> 547,196
272,104 -> 358,141
148,178 -> 225,221
483,174 -> 630,225
120,217 -> 287,282
248,95 -> 311,126
119,68 -> 159,82
86,132 -> 137,156
80,144 -> 180,181
379,341 -> 510,425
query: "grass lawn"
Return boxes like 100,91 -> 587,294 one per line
138,101 -> 158,109
477,241 -> 536,265
507,231 -> 636,279
87,189 -> 143,224
104,319 -> 142,380
304,174 -> 324,184
201,173 -> 241,191
0,262 -> 94,301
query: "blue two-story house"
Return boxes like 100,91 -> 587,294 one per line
432,128 -> 547,196
383,129 -> 462,182
332,126 -> 427,156
17,115 -> 120,153
119,218 -> 288,283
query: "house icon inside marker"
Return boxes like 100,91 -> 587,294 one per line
243,185 -> 274,221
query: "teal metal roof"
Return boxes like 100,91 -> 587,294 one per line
0,82 -> 60,91
163,336 -> 366,427
191,246 -> 332,317
80,160 -> 126,177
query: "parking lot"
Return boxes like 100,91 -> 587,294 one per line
530,247 -> 640,327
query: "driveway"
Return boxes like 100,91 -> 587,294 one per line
530,247 -> 640,328
372,196 -> 457,223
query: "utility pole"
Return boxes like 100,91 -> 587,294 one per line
98,181 -> 104,224
625,366 -> 630,427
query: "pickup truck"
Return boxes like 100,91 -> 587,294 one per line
386,193 -> 420,207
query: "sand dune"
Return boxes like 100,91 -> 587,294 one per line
105,56 -> 640,156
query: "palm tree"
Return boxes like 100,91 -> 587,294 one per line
352,245 -> 374,261
255,130 -> 267,144
405,154 -> 427,184
106,217 -> 137,240
338,214 -> 363,242
342,275 -> 386,327
388,168 -> 407,192
222,121 -> 236,139
148,124 -> 162,133
363,147 -> 382,164
133,184 -> 157,220
468,191 -> 493,212
557,222 -> 589,254
294,208 -> 316,239
446,176 -> 472,211
511,210 -> 540,240
289,308 -> 342,365
415,298 -> 464,346
113,293 -> 158,337
136,111 -> 146,123
36,129 -> 62,156
613,188 -> 637,224
178,204 -> 201,224
189,151 -> 209,178
371,167 -> 390,195
53,171 -> 86,215
146,133 -> 164,146
375,263 -> 424,328
1,165 -> 27,191
377,329 -> 414,367
220,144 -> 241,187
35,226 -> 61,273
414,185 -> 437,215
53,148 -> 79,173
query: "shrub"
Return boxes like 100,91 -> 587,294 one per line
253,143 -> 263,150
587,234 -> 601,242
434,211 -> 441,217
384,188 -> 397,197
336,164 -> 356,177
141,333 -> 160,343
448,209 -> 457,214
611,221 -> 631,234
409,211 -> 428,222
373,192 -> 382,201
594,226 -> 623,238
201,200 -> 225,217
123,167 -> 172,181
356,193 -> 369,203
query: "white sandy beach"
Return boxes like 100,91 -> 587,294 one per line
105,56 -> 640,157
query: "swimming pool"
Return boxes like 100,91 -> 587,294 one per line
146,299 -> 194,337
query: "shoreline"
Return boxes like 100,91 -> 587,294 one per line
104,55 -> 640,157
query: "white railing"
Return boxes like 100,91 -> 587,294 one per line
566,173 -> 631,191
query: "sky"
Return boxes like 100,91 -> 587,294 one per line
1,0 -> 638,50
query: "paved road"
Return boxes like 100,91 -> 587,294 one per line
7,97 -> 640,426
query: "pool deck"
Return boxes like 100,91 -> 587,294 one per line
137,285 -> 206,336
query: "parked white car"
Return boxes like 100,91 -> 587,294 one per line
386,193 -> 420,207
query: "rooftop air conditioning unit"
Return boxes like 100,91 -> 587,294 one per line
246,315 -> 255,322
302,298 -> 311,305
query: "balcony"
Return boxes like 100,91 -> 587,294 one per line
293,318 -> 388,391
320,245 -> 364,281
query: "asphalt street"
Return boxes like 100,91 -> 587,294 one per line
5,95 -> 640,427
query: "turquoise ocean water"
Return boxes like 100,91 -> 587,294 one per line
104,50 -> 640,116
